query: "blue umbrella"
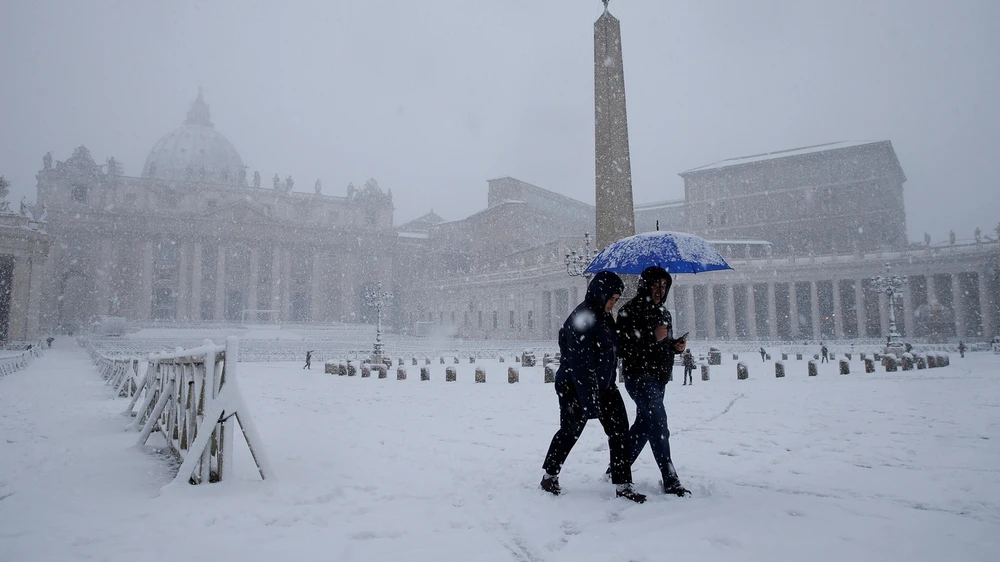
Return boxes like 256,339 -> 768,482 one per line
584,231 -> 733,275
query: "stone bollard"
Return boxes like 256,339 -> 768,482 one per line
733,353 -> 739,361
470,356 -> 475,364
347,363 -> 357,377
737,362 -> 749,380
796,353 -> 803,360
420,367 -> 430,381
942,353 -> 950,366
338,363 -> 347,376
425,358 -> 431,365
454,356 -> 460,364
397,366 -> 407,380
901,353 -> 913,371
765,354 -> 771,361
383,358 -> 393,368
376,365 -> 387,379
398,358 -> 404,366
775,362 -> 785,378
412,357 -> 418,366
813,354 -> 820,361
839,359 -> 850,375
701,364 -> 710,381
864,358 -> 875,373
873,352 -> 882,362
884,355 -> 898,372
916,356 -> 926,369
446,366 -> 457,382
926,355 -> 937,368
499,356 -> 505,363
829,353 -> 836,360
781,353 -> 788,361
473,367 -> 485,383
505,367 -> 518,384
708,349 -> 722,365
808,360 -> 818,377
544,364 -> 556,383
845,353 -> 852,361
325,361 -> 337,374
361,364 -> 371,378
860,352 -> 867,361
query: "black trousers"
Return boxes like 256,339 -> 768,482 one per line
542,378 -> 633,485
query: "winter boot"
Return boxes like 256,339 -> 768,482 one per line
662,477 -> 691,497
616,483 -> 647,504
540,474 -> 561,496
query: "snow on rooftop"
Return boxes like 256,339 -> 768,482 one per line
682,140 -> 881,174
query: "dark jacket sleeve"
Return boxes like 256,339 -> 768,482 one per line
566,316 -> 601,419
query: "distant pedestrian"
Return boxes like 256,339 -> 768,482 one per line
46,337 -> 54,348
759,347 -> 766,362
820,344 -> 829,363
683,349 -> 696,385
303,350 -> 313,369
958,341 -> 966,358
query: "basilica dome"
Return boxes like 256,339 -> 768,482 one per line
142,91 -> 245,184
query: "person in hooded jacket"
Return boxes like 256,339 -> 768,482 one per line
540,271 -> 646,503
615,266 -> 691,496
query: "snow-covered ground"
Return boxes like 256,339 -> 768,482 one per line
2,341 -> 999,561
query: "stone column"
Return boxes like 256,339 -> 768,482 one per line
725,284 -> 736,339
855,280 -> 867,338
686,283 -> 696,336
176,242 -> 190,320
979,269 -> 995,339
952,272 -> 965,337
705,285 -> 717,340
25,257 -> 45,339
746,284 -> 758,339
247,247 -> 259,318
190,243 -> 202,320
140,241 -> 154,320
594,6 -> 635,249
926,274 -> 937,304
810,280 -> 821,340
311,248 -> 325,321
832,280 -> 844,339
901,282 -> 914,338
789,281 -> 799,339
767,283 -> 778,339
214,245 -> 226,320
878,292 -> 889,337
270,245 -> 282,318
93,239 -> 114,317
8,257 -> 31,339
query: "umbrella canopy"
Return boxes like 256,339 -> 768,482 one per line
584,231 -> 733,275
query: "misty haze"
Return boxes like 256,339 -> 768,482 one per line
0,1 -> 997,561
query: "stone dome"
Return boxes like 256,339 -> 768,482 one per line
142,90 -> 245,184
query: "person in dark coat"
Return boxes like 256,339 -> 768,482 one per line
615,266 -> 690,496
303,350 -> 313,370
759,347 -> 766,362
540,271 -> 646,503
682,349 -> 696,385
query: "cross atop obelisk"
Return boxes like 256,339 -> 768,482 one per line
594,0 -> 635,249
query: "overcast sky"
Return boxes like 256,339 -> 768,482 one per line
1,0 -> 997,242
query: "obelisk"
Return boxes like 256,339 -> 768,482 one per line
594,0 -> 635,250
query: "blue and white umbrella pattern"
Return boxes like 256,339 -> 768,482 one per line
584,231 -> 733,275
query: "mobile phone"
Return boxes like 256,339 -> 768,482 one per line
676,332 -> 689,341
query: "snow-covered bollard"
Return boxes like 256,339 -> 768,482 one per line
383,358 -> 392,369
839,359 -> 850,375
884,355 -> 898,372
808,360 -> 818,377
845,353 -> 852,361
397,366 -> 407,380
454,356 -> 460,365
765,354 -> 771,361
829,352 -> 836,360
470,356 -> 475,364
813,354 -> 820,361
708,349 -> 722,365
864,358 -> 875,373
775,362 -> 785,378
412,357 -> 418,366
700,364 -> 710,381
860,352 -> 867,362
941,353 -> 950,366
926,354 -> 937,368
361,364 -> 371,378
445,366 -> 457,382
475,367 -> 487,383
420,367 -> 430,381
916,356 -> 926,369
338,363 -> 347,376
347,363 -> 357,377
737,362 -> 748,380
733,353 -> 739,361
796,353 -> 803,361
901,353 -> 914,371
504,366 -> 517,383
499,356 -> 505,363
873,352 -> 883,362
425,357 -> 431,365
781,353 -> 788,361
398,358 -> 404,366
544,364 -> 556,383
325,361 -> 337,374
376,365 -> 387,379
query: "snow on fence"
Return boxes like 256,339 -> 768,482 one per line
122,337 -> 273,485
0,345 -> 41,378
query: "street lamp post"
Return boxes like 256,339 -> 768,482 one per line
565,233 -> 598,280
363,281 -> 393,362
871,263 -> 908,355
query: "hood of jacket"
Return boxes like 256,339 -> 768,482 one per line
635,266 -> 672,305
585,271 -> 625,310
